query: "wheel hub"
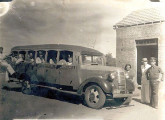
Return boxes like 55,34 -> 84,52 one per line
89,93 -> 95,101
89,88 -> 99,103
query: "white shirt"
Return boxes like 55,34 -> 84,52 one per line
30,58 -> 34,62
141,64 -> 151,84
49,59 -> 55,64
11,57 -> 17,63
16,58 -> 23,64
36,57 -> 45,63
0,53 -> 5,62
141,64 -> 151,73
67,62 -> 72,65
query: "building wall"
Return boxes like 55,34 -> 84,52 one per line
116,22 -> 165,84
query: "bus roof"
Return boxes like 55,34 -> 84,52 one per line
11,44 -> 103,56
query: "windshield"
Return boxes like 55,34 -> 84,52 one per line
82,55 -> 105,65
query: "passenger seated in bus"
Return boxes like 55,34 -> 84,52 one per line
57,55 -> 67,65
11,53 -> 18,63
57,59 -> 67,65
27,53 -> 34,62
36,51 -> 45,63
49,58 -> 57,64
67,55 -> 73,65
15,54 -> 24,64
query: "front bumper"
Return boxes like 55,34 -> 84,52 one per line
106,93 -> 132,99
113,93 -> 132,98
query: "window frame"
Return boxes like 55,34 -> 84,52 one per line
47,50 -> 58,64
58,50 -> 74,65
81,54 -> 105,65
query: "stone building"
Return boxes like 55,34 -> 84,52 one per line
114,8 -> 165,84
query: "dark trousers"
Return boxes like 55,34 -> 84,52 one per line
150,80 -> 159,108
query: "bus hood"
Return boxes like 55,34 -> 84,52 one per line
80,65 -> 124,73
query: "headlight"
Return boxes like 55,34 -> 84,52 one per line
110,72 -> 116,80
107,72 -> 116,82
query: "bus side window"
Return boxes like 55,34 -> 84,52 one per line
57,50 -> 73,65
19,51 -> 26,60
26,50 -> 35,62
11,51 -> 18,62
47,50 -> 58,64
36,50 -> 46,64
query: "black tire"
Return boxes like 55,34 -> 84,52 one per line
84,85 -> 106,109
21,80 -> 32,95
114,97 -> 132,105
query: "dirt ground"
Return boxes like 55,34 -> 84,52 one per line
0,80 -> 165,120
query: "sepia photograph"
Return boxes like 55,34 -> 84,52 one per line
0,0 -> 165,120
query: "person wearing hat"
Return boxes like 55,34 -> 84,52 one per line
26,52 -> 34,62
67,55 -> 73,65
0,47 -> 17,79
15,53 -> 24,64
146,57 -> 164,109
36,51 -> 45,64
141,58 -> 151,104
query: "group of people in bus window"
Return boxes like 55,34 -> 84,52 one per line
11,50 -> 73,65
11,52 -> 25,65
58,51 -> 73,65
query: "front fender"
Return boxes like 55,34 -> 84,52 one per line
77,77 -> 113,95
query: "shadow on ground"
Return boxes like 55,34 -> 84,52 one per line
132,98 -> 151,107
132,98 -> 141,103
2,86 -> 133,109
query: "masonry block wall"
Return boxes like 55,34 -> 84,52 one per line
115,22 -> 165,84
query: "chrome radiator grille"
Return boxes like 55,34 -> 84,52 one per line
116,72 -> 126,93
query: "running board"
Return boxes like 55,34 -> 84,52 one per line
31,84 -> 81,96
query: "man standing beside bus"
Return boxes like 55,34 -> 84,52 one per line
0,47 -> 17,80
146,57 -> 164,109
141,58 -> 151,104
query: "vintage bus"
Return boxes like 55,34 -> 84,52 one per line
4,44 -> 135,109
